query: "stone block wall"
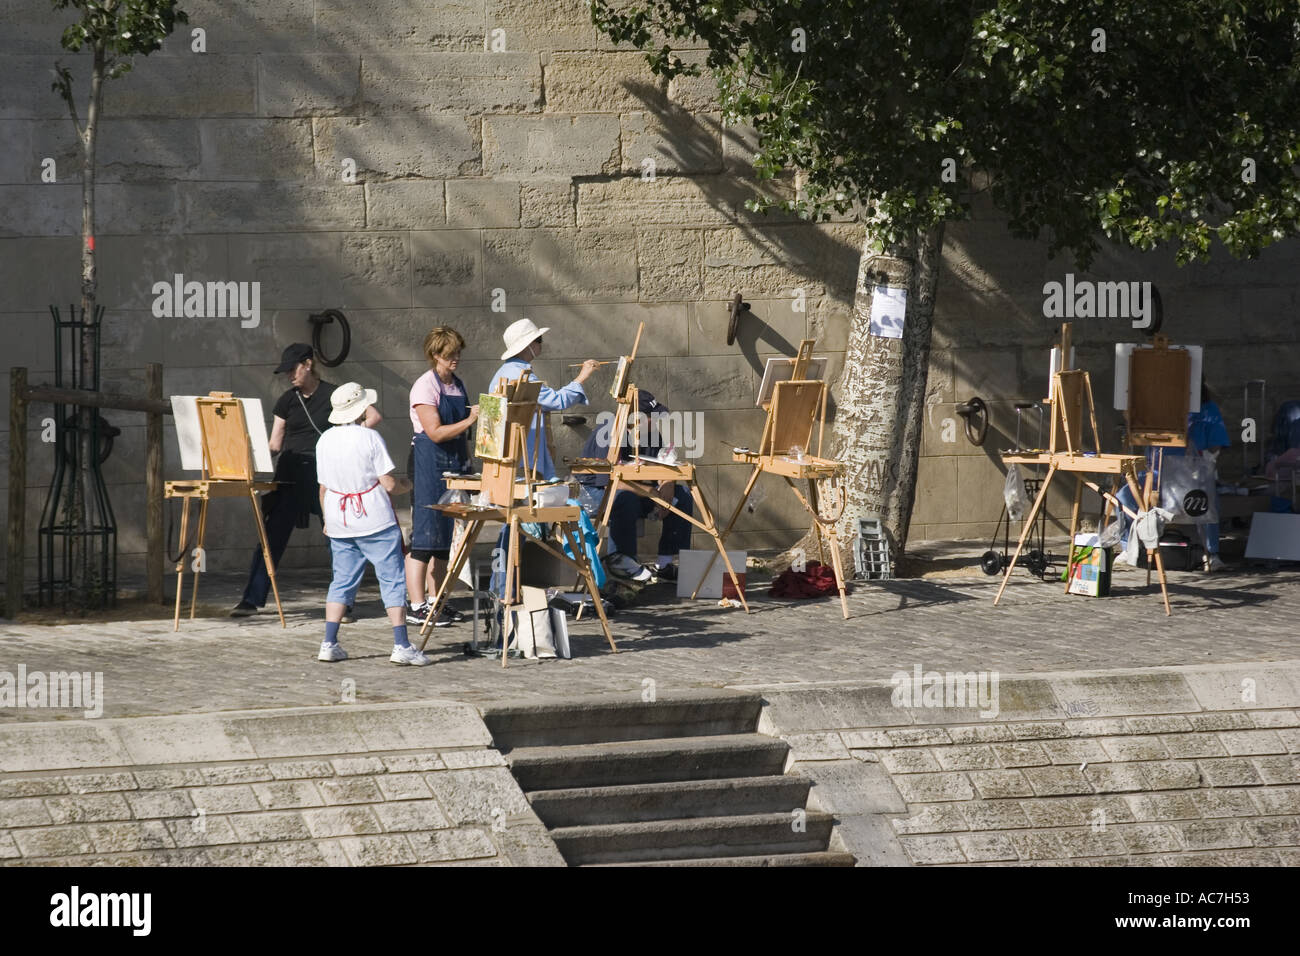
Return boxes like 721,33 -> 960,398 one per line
2,0 -> 1298,589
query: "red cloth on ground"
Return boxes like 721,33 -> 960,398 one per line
771,560 -> 840,598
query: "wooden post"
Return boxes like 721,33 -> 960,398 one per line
146,363 -> 164,603
7,367 -> 28,618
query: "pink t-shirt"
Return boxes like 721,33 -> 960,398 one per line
409,369 -> 465,434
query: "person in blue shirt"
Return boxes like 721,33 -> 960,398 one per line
488,318 -> 598,480
484,319 -> 598,617
1177,384 -> 1230,570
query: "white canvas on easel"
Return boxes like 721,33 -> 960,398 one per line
756,356 -> 829,407
171,395 -> 274,473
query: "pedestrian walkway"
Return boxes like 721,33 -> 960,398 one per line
1,550 -> 1296,719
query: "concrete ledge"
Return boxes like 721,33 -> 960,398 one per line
0,700 -> 490,774
744,661 -> 1300,735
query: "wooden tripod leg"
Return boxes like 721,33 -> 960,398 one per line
794,477 -> 848,618
1123,465 -> 1172,616
1063,475 -> 1083,594
693,465 -> 760,599
1144,466 -> 1171,615
1101,479 -> 1116,528
1142,466 -> 1155,589
823,519 -> 850,620
1151,534 -> 1173,616
564,522 -> 616,652
599,476 -> 620,532
190,498 -> 210,620
689,484 -> 749,613
420,519 -> 481,649
249,489 -> 286,628
172,496 -> 191,632
501,516 -> 520,668
995,464 -> 1056,606
692,485 -> 749,614
806,479 -> 827,566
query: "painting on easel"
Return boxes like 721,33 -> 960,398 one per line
609,355 -> 631,400
474,393 -> 507,460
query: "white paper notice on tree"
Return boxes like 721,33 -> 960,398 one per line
869,285 -> 907,339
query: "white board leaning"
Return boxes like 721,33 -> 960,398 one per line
170,395 -> 274,474
756,355 -> 829,407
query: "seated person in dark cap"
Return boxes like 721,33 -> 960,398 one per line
575,390 -> 692,583
231,343 -> 381,617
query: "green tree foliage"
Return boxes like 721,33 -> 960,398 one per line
52,0 -> 188,106
591,0 -> 1300,267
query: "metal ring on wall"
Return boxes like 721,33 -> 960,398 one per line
955,397 -> 989,446
309,309 -> 351,367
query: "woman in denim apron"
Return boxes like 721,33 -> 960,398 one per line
405,328 -> 479,626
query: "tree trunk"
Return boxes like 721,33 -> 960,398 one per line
71,39 -> 105,604
788,223 -> 945,574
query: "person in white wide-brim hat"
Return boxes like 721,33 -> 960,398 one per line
313,382 -> 432,667
488,318 -> 598,480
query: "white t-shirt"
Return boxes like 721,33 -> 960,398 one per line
315,425 -> 398,538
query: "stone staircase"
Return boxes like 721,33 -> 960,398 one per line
482,691 -> 855,866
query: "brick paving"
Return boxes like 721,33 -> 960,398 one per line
1,548 -> 1297,721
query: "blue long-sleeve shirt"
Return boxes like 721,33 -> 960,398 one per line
487,359 -> 587,479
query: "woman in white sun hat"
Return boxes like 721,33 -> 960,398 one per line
488,317 -> 599,480
314,382 -> 430,666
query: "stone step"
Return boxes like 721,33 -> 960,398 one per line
482,690 -> 763,750
527,775 -> 812,827
589,851 -> 857,867
550,811 -> 837,866
508,734 -> 789,791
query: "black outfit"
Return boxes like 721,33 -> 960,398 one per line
241,381 -> 336,607
575,392 -> 693,559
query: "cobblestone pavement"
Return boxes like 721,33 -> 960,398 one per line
1,546 -> 1297,721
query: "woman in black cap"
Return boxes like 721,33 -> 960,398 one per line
231,343 -> 380,617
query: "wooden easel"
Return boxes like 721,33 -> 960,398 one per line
569,323 -> 751,612
418,374 -> 616,666
1124,335 -> 1192,588
705,339 -> 850,618
166,392 -> 284,629
995,325 -> 1173,615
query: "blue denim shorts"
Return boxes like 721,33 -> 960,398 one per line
326,524 -> 407,608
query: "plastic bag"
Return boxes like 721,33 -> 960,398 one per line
1159,454 -> 1218,524
438,488 -> 470,506
1003,465 -> 1029,522
1097,516 -> 1124,549
574,484 -> 602,518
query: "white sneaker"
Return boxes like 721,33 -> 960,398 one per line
390,644 -> 431,666
1205,554 -> 1227,572
607,552 -> 652,583
318,642 -> 347,662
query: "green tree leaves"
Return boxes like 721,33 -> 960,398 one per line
590,0 -> 1300,267
51,0 -> 188,109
